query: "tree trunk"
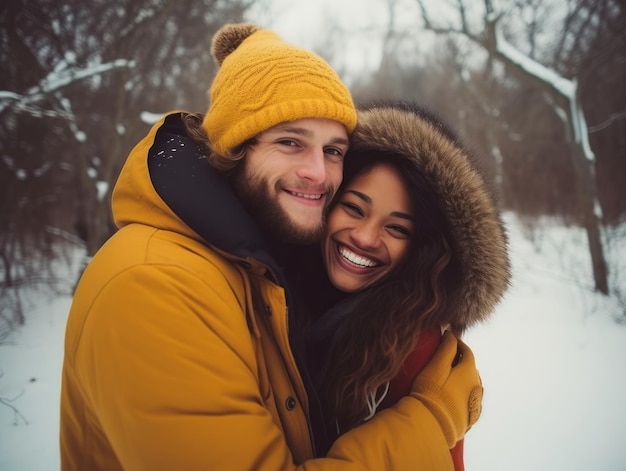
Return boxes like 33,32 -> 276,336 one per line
85,69 -> 130,256
569,141 -> 609,294
484,19 -> 609,294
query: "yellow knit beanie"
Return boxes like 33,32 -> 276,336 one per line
202,23 -> 357,157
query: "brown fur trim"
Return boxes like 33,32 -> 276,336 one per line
352,104 -> 511,328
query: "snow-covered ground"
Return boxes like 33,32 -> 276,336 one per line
1,213 -> 625,470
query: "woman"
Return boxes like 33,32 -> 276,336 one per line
291,102 -> 511,468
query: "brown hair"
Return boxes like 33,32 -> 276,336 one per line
182,112 -> 253,172
322,149 -> 460,429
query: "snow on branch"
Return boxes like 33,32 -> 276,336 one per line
37,59 -> 136,95
491,20 -> 594,162
493,23 -> 575,99
0,59 -> 136,116
569,91 -> 595,162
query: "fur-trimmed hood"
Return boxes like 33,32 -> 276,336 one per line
350,102 -> 511,329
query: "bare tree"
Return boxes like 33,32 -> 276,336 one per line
0,0 -> 252,332
414,0 -> 620,294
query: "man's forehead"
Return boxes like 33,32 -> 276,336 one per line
259,118 -> 350,146
266,122 -> 313,136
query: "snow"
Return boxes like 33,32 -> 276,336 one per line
1,213 -> 625,470
73,130 -> 87,143
140,111 -> 164,125
570,92 -> 596,162
0,59 -> 136,116
494,22 -> 574,99
464,217 -> 626,470
96,181 -> 109,202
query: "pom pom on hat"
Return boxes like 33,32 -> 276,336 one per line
202,22 -> 357,157
211,23 -> 260,65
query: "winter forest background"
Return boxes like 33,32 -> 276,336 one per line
1,0 -> 625,470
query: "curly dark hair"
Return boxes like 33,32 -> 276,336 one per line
322,148 -> 462,429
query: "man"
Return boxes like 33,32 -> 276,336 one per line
60,22 -> 482,470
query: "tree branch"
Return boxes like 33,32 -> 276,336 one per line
0,59 -> 136,116
0,394 -> 29,425
0,371 -> 29,426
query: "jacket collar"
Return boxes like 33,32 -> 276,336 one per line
148,113 -> 279,272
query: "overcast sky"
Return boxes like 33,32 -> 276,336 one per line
245,0 -> 463,84
246,0 -> 400,80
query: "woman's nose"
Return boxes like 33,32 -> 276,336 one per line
350,223 -> 382,249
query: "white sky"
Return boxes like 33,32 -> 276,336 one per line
246,0 -> 426,81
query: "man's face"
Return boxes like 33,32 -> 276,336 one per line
233,118 -> 349,245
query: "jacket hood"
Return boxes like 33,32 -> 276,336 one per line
350,102 -> 511,329
112,113 -> 192,238
112,112 -> 274,267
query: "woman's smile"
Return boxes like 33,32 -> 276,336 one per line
323,163 -> 414,293
337,244 -> 379,268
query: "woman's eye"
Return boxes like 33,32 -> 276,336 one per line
340,202 -> 363,216
389,225 -> 412,238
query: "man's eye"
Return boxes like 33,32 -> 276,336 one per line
324,147 -> 344,158
278,139 -> 298,147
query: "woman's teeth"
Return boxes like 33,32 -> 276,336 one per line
339,246 -> 377,267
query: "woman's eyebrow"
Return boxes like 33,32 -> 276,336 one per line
391,211 -> 415,222
344,189 -> 370,203
345,189 -> 414,221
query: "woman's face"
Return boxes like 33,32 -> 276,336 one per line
322,162 -> 415,293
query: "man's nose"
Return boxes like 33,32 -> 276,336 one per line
296,147 -> 326,184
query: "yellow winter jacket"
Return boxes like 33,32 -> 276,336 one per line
60,112 -> 454,470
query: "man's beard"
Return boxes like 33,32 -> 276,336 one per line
231,167 -> 331,245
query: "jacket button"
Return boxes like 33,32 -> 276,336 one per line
285,396 -> 297,411
265,305 -> 272,316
